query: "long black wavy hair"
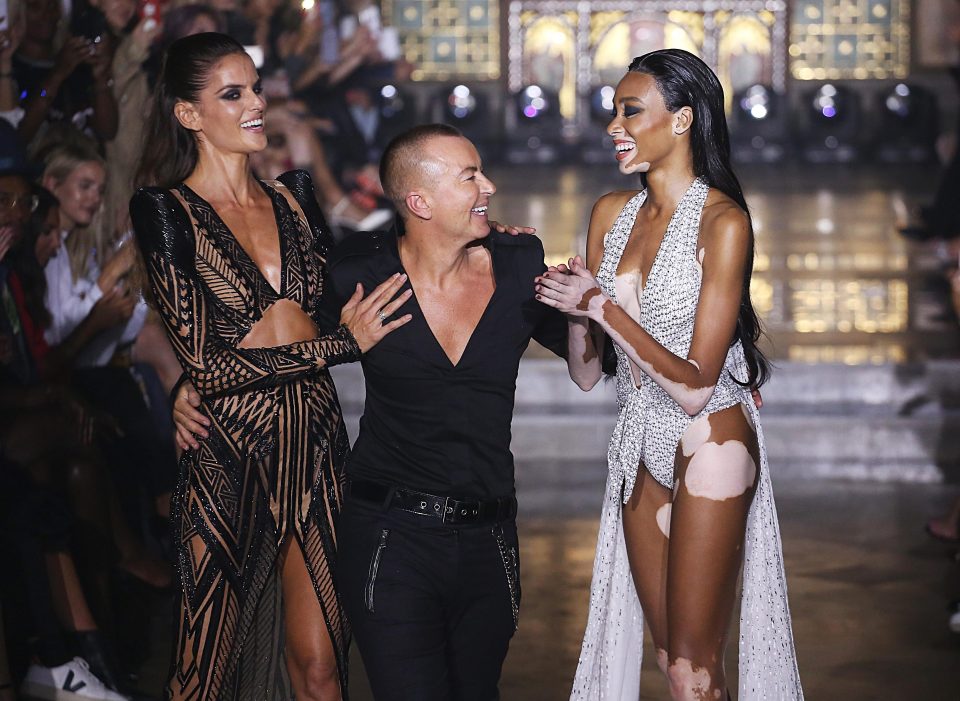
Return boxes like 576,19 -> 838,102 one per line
136,32 -> 247,189
628,48 -> 770,388
10,186 -> 59,331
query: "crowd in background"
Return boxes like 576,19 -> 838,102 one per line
0,0 -> 410,698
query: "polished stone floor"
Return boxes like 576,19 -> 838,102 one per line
92,164 -> 960,700
125,479 -> 960,701
340,479 -> 960,701
487,162 -> 960,365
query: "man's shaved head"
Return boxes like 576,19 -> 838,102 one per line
379,123 -> 464,218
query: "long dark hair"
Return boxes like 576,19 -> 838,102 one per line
11,186 -> 59,330
136,32 -> 246,188
628,48 -> 770,388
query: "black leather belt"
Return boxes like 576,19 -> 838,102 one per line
348,479 -> 517,525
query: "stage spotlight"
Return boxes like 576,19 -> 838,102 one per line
800,83 -> 862,163
433,85 -> 489,131
517,85 -> 552,121
504,85 -> 564,164
428,84 -> 495,156
730,85 -> 788,163
377,83 -> 418,145
591,85 -> 616,122
873,83 -> 939,163
446,84 -> 479,121
741,84 -> 772,120
580,85 -> 617,165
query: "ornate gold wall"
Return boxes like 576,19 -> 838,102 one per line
504,1 -> 789,126
789,0 -> 911,79
380,0 -> 916,125
382,0 -> 501,80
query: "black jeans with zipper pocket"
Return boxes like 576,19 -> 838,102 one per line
337,497 -> 520,701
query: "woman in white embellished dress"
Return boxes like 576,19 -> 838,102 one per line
535,49 -> 803,700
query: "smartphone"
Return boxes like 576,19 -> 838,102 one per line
138,0 -> 166,32
70,4 -> 108,43
244,45 -> 264,69
0,0 -> 9,32
378,27 -> 400,61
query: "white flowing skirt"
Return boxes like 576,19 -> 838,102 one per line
569,397 -> 804,701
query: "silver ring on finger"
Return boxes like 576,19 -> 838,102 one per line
376,308 -> 388,324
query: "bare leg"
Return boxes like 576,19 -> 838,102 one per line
665,405 -> 759,701
280,538 -> 341,701
46,552 -> 97,633
67,457 -> 170,589
622,466 -> 673,676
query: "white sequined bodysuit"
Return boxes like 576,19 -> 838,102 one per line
571,180 -> 804,700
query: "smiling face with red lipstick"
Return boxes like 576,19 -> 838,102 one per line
606,71 -> 693,176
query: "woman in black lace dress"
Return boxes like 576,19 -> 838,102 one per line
130,32 -> 410,700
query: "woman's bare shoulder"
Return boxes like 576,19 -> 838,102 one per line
589,190 -> 640,232
701,189 -> 750,249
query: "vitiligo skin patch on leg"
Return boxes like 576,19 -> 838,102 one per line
684,440 -> 757,501
668,657 -> 721,701
680,415 -> 711,457
656,647 -> 670,677
655,503 -> 672,539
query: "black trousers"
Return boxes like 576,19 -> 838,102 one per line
71,365 -> 177,527
337,498 -> 520,701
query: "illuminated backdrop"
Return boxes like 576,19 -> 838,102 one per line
381,0 -> 917,127
789,0 -> 911,79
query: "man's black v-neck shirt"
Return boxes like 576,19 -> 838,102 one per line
328,227 -> 567,500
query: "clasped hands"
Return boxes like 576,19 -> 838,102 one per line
535,255 -> 606,319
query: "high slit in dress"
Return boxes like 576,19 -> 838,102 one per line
130,170 -> 360,700
571,179 -> 804,700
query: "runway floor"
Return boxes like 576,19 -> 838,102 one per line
122,163 -> 960,700
129,479 -> 960,701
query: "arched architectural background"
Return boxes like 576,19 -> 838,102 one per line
380,0 -> 940,138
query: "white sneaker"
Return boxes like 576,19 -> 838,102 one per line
20,658 -> 130,701
950,607 -> 960,634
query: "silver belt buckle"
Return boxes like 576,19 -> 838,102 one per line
440,496 -> 455,523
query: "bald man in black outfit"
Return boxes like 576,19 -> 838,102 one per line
331,124 -> 567,701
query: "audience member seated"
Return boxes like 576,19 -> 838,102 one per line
0,160 -> 165,701
40,141 -> 179,539
270,0 -> 405,201
249,98 -> 392,234
13,0 -> 118,151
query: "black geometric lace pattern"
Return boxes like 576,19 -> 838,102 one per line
131,170 -> 357,700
